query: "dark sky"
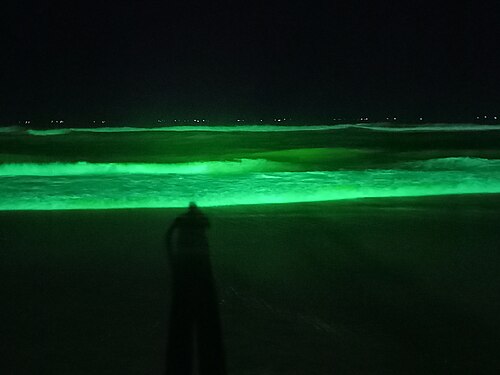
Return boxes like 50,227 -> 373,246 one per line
3,0 -> 500,124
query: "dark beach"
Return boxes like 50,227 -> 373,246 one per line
2,194 -> 500,374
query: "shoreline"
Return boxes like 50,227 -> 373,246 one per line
1,192 -> 500,215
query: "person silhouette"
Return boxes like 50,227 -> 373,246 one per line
165,202 -> 226,375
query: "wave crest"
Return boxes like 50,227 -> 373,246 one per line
18,123 -> 500,136
403,157 -> 500,171
0,159 -> 300,176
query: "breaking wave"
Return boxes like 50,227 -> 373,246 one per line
1,163 -> 500,210
0,126 -> 24,133
403,157 -> 500,171
3,157 -> 499,178
0,159 -> 300,177
1,123 -> 497,136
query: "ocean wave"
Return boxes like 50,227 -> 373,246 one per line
0,159 -> 300,177
18,123 -> 500,136
2,157 -> 500,178
403,157 -> 500,171
353,124 -> 500,132
25,125 -> 347,135
2,168 -> 500,210
26,129 -> 71,136
0,126 -> 25,133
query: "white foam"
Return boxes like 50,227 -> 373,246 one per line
21,123 -> 500,136
2,168 -> 500,210
0,159 -> 299,177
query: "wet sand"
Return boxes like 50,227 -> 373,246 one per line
2,194 -> 500,374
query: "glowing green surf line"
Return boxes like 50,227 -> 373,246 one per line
2,163 -> 500,210
0,159 -> 300,176
1,157 -> 498,177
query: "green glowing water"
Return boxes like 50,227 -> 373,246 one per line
15,123 -> 500,136
1,159 -> 500,210
2,124 -> 500,210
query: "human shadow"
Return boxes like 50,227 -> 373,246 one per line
165,202 -> 226,375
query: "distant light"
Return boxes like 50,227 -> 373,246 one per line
51,120 -> 54,123
393,117 -> 397,120
495,117 -> 498,120
277,119 -> 281,122
419,117 -> 423,121
101,120 -> 105,124
484,116 -> 487,119
476,117 -> 480,120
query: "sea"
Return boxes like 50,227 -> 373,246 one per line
1,123 -> 500,210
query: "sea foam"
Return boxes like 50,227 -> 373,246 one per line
12,123 -> 500,136
0,159 -> 300,177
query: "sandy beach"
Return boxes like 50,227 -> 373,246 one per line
2,194 -> 500,374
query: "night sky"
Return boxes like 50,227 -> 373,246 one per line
3,1 -> 500,125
